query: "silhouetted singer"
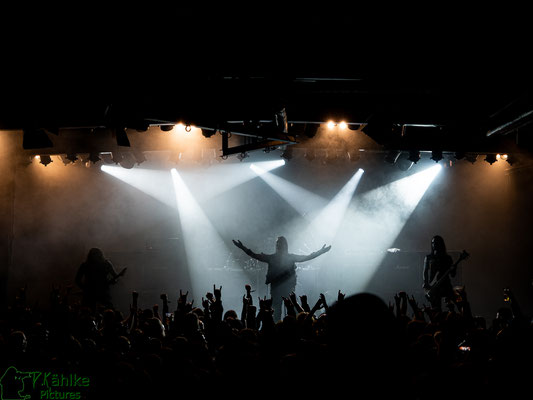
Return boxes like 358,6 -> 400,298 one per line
232,236 -> 331,320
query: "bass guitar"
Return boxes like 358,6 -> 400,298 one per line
425,250 -> 469,303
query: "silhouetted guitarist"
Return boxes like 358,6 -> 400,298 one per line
75,248 -> 126,309
423,235 -> 456,309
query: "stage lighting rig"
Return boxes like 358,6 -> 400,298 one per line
385,150 -> 401,164
484,154 -> 498,165
39,155 -> 53,166
431,149 -> 443,163
280,146 -> 294,161
237,152 -> 249,162
397,154 -> 414,171
118,153 -> 136,169
407,150 -> 421,164
100,153 -> 114,164
160,125 -> 174,132
454,151 -> 465,160
201,128 -> 216,138
87,153 -> 102,164
465,153 -> 478,164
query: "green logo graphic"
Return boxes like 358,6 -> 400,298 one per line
0,367 -> 89,400
0,367 -> 31,400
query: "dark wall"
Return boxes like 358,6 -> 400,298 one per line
1,130 -> 532,320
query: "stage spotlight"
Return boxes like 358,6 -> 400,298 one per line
87,153 -> 101,164
465,153 -> 478,164
304,149 -> 315,162
133,121 -> 150,132
249,159 -> 286,174
237,152 -> 249,162
281,146 -> 293,161
118,153 -> 136,169
385,150 -> 401,164
407,150 -> 421,164
303,123 -> 319,138
496,153 -> 508,162
116,127 -> 131,147
39,155 -> 53,166
306,168 -> 364,243
100,153 -> 114,164
339,121 -> 348,130
431,149 -> 443,163
484,154 -> 498,165
397,155 -> 414,171
66,154 -> 78,163
161,125 -> 174,132
505,154 -> 516,165
327,121 -> 335,130
201,128 -> 216,138
23,128 -> 54,149
112,152 -> 123,164
454,151 -> 465,160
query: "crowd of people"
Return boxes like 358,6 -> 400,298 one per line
0,280 -> 531,399
1,240 -> 532,399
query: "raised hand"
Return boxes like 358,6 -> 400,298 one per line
202,297 -> 210,310
178,290 -> 188,304
178,290 -> 194,312
289,292 -> 298,305
205,292 -> 214,303
319,293 -> 328,309
299,294 -> 311,313
232,240 -> 244,249
337,290 -> 345,302
259,296 -> 273,311
321,244 -> 332,253
245,284 -> 254,305
213,285 -> 222,300
310,297 -> 324,314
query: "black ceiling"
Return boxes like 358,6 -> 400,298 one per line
2,6 -> 532,156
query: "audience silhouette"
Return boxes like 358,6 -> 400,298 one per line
0,245 -> 530,399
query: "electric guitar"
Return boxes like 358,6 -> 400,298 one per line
109,267 -> 127,285
424,250 -> 469,303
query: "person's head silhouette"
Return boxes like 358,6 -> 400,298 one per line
86,248 -> 105,264
431,235 -> 446,255
275,236 -> 288,254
